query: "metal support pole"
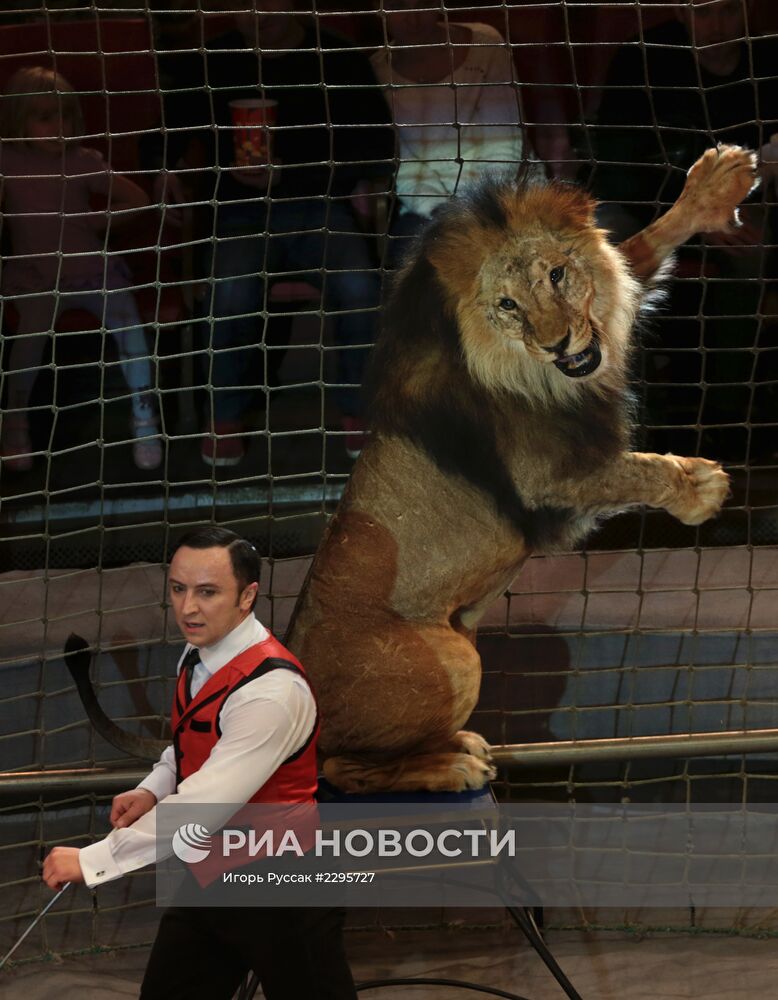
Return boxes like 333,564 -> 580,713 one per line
0,768 -> 148,798
2,727 -> 778,801
491,728 -> 778,768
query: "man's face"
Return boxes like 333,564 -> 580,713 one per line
681,0 -> 747,75
168,545 -> 257,649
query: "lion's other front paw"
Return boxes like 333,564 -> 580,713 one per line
666,455 -> 730,526
451,730 -> 493,761
451,755 -> 498,790
680,144 -> 759,233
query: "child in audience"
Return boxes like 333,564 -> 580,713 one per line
0,65 -> 161,472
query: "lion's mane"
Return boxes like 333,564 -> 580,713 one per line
366,173 -> 642,551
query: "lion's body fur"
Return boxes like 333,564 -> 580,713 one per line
286,149 -> 757,793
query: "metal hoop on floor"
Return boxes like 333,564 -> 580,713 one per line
236,903 -> 583,1000
238,972 -> 532,999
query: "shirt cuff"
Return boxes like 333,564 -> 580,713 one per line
137,769 -> 175,803
79,837 -> 123,889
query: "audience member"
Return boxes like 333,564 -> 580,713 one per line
592,0 -> 778,461
0,66 -> 161,472
593,0 -> 778,234
156,1 -> 394,466
371,0 -> 538,267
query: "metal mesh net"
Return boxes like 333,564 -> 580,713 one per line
1,0 -> 778,967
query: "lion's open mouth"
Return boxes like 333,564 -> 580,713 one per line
553,336 -> 602,378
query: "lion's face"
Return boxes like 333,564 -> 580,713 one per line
479,235 -> 604,379
427,182 -> 642,403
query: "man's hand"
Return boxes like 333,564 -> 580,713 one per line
110,788 -> 157,829
42,847 -> 83,890
228,160 -> 282,191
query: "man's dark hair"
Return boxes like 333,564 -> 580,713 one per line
173,526 -> 260,608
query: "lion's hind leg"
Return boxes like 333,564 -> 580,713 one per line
323,749 -> 496,795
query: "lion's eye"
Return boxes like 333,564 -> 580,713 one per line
498,297 -> 518,311
549,266 -> 565,285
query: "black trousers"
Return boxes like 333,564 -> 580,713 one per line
139,905 -> 357,1000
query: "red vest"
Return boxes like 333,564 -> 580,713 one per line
171,634 -> 319,804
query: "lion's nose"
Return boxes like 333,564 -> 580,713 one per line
542,331 -> 571,356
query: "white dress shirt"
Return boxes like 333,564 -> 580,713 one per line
78,614 -> 317,888
371,23 -> 533,219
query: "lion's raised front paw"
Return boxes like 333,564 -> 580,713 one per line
679,144 -> 759,234
666,455 -> 730,526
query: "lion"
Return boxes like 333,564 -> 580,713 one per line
284,145 -> 759,794
60,148 -> 758,789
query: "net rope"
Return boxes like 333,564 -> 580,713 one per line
0,0 -> 777,963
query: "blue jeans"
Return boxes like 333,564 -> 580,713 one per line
198,198 -> 380,422
6,286 -> 152,413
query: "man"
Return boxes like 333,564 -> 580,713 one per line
156,1 -> 394,466
43,526 -> 357,1000
590,0 -> 778,462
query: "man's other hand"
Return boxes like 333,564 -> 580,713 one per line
111,788 -> 157,829
42,847 -> 84,890
228,160 -> 282,190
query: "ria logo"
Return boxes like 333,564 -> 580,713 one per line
172,823 -> 212,863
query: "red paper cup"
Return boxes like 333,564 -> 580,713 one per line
229,98 -> 277,166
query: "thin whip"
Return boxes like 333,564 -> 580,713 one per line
0,882 -> 72,972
